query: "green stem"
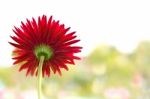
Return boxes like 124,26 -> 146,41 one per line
38,56 -> 45,99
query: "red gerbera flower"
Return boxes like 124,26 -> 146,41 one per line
9,15 -> 82,77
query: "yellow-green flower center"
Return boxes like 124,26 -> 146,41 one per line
34,44 -> 53,60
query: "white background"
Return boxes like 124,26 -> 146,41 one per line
0,0 -> 150,66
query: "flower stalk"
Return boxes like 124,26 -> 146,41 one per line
38,56 -> 45,99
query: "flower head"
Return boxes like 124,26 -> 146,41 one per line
9,15 -> 82,77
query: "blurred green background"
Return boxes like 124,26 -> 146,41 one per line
0,41 -> 150,99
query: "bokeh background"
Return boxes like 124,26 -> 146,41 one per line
0,0 -> 150,99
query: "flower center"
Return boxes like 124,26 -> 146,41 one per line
34,44 -> 53,60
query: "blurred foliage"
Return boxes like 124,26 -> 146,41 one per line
0,41 -> 150,99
